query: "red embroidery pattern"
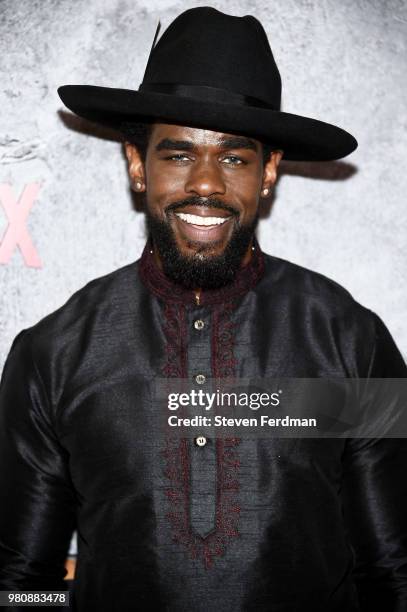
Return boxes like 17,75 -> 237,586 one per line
159,294 -> 242,568
212,301 -> 239,378
162,436 -> 241,569
161,302 -> 187,378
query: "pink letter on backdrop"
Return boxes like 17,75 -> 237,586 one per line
0,183 -> 42,268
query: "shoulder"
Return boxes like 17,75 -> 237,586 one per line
12,260 -> 142,357
260,251 -> 372,320
258,252 -> 407,375
259,251 -> 382,360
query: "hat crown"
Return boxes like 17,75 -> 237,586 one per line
57,6 -> 357,161
142,7 -> 281,110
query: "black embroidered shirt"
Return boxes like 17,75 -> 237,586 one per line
0,239 -> 406,611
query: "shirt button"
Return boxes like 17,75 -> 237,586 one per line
194,319 -> 205,330
195,435 -> 207,447
195,374 -> 206,385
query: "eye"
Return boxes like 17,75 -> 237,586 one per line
164,154 -> 192,162
221,155 -> 245,166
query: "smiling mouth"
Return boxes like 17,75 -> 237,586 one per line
171,207 -> 235,244
174,212 -> 232,226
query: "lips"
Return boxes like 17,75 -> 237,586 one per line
170,206 -> 234,243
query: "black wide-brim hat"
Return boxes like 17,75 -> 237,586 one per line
58,7 -> 357,162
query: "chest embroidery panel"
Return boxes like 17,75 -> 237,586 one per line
161,299 -> 241,569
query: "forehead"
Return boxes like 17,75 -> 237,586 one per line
150,122 -> 261,150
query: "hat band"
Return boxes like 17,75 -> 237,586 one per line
139,82 -> 276,110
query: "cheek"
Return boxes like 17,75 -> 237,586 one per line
145,168 -> 184,215
146,163 -> 186,197
226,174 -> 262,211
225,165 -> 263,191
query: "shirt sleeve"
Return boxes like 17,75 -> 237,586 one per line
342,312 -> 407,611
0,329 -> 76,592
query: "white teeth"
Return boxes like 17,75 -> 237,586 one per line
175,212 -> 230,226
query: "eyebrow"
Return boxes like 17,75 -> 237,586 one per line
155,136 -> 258,153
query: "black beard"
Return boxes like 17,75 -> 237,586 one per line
145,196 -> 259,290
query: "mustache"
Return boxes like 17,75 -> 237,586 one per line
165,196 -> 239,217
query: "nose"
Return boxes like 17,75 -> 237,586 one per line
184,158 -> 226,198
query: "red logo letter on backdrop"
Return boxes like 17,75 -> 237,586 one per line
0,183 -> 42,268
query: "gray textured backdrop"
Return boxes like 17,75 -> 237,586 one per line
1,0 -> 406,368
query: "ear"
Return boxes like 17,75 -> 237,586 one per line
261,150 -> 283,197
124,142 -> 146,192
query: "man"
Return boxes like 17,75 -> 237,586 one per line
0,7 -> 406,612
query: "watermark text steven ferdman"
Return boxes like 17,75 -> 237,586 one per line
166,387 -> 317,431
168,413 -> 317,428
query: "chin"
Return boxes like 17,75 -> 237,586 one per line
179,237 -> 227,257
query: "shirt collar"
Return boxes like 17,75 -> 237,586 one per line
138,236 -> 265,306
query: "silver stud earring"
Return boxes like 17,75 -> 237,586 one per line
135,181 -> 143,191
262,187 -> 270,197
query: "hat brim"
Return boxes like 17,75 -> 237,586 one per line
58,85 -> 357,162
